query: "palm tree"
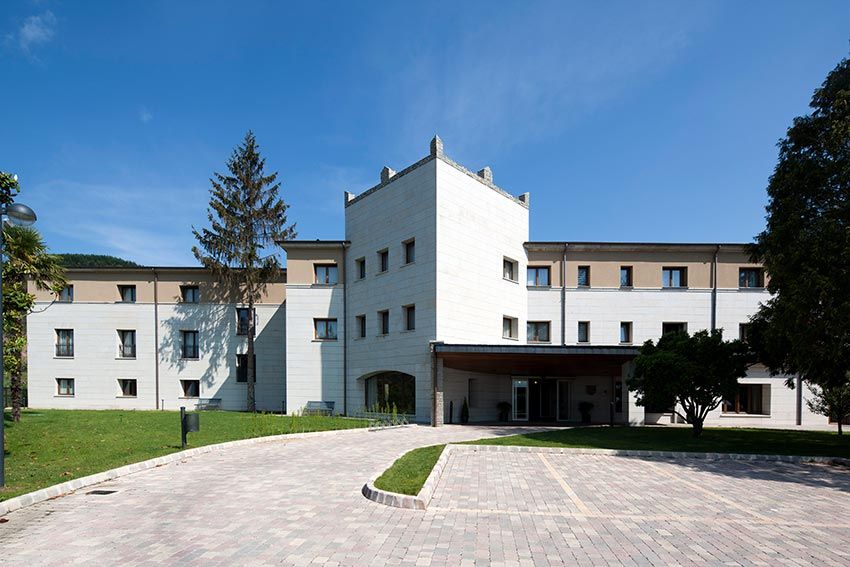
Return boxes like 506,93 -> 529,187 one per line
3,226 -> 66,421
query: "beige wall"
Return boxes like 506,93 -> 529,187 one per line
526,250 -> 563,286
284,247 -> 345,285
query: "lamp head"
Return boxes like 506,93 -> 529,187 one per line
5,203 -> 37,227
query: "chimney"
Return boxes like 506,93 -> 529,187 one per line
477,166 -> 493,183
430,135 -> 444,157
380,166 -> 396,183
518,192 -> 530,205
344,191 -> 355,204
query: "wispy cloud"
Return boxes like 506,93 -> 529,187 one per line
139,107 -> 153,123
16,11 -> 56,52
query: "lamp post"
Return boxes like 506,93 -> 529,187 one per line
0,201 -> 37,487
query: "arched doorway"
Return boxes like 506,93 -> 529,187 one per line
364,371 -> 415,415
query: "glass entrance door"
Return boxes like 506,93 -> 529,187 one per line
557,380 -> 570,421
512,378 -> 529,421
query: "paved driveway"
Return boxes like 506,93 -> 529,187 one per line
2,425 -> 849,566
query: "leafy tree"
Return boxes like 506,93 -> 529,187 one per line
192,131 -> 295,411
806,378 -> 850,436
749,55 -> 850,429
630,330 -> 751,437
0,172 -> 20,206
56,253 -> 139,268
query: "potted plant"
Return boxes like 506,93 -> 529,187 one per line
578,401 -> 594,424
497,401 -> 511,422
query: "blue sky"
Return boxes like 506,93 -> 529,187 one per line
2,1 -> 849,266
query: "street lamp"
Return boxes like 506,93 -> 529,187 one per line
0,200 -> 37,487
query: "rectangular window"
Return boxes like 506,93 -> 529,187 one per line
503,258 -> 517,282
378,249 -> 389,273
379,310 -> 390,335
181,331 -> 199,359
620,266 -> 633,288
404,305 -> 416,331
236,307 -> 257,336
620,322 -> 633,344
662,322 -> 688,335
181,285 -> 200,303
314,318 -> 338,340
314,264 -> 338,285
502,316 -> 518,339
723,384 -> 769,415
527,321 -> 551,343
55,329 -> 74,357
739,268 -> 764,289
662,267 -> 688,288
118,379 -> 137,397
356,257 -> 366,279
739,323 -> 751,342
57,285 -> 74,303
527,266 -> 550,287
180,379 -> 200,398
56,378 -> 75,396
118,285 -> 136,303
577,266 -> 590,287
356,315 -> 366,338
236,353 -> 257,382
118,330 -> 136,358
404,239 -> 415,264
577,321 -> 590,343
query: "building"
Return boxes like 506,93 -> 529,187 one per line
26,137 -> 829,428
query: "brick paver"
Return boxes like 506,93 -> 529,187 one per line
2,425 -> 849,566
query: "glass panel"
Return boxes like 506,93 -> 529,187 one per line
620,267 -> 632,287
578,267 -> 589,286
512,379 -> 529,421
578,322 -> 589,343
557,381 -> 570,421
364,372 -> 415,414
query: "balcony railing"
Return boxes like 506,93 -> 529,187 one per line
119,344 -> 136,358
55,344 -> 74,357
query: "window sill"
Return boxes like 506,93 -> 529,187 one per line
376,271 -> 388,277
576,342 -> 590,345
661,286 -> 689,291
527,285 -> 552,289
180,357 -> 200,361
400,329 -> 416,333
54,356 -> 74,360
503,277 -> 519,284
116,395 -> 138,399
502,336 -> 519,341
401,261 -> 415,268
528,340 -> 551,344
576,285 -> 590,290
619,342 -> 633,346
116,357 -> 137,360
738,287 -> 766,291
311,283 -> 339,287
312,338 -> 338,342
720,412 -> 770,417
54,394 -> 75,398
619,285 -> 633,290
178,396 -> 200,399
376,333 -> 389,338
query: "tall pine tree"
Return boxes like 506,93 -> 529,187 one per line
192,131 -> 296,411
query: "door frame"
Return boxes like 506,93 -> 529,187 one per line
511,378 -> 529,421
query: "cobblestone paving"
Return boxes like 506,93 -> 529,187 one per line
2,425 -> 850,566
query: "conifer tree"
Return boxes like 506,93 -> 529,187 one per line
192,132 -> 296,411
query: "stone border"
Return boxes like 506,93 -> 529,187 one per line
1,424 -> 380,517
362,443 -> 850,511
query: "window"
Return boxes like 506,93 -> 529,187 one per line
662,322 -> 688,335
739,268 -> 764,289
181,285 -> 200,303
378,249 -> 389,273
527,321 -> 550,343
55,329 -> 74,357
118,285 -> 136,303
181,331 -> 199,359
503,258 -> 518,282
314,318 -> 338,340
620,266 -> 633,288
527,266 -> 550,287
379,310 -> 390,335
118,379 -> 137,397
577,321 -> 590,343
365,371 -> 415,414
356,315 -> 366,338
118,330 -> 136,358
314,264 -> 338,285
356,257 -> 366,279
739,323 -> 752,343
236,307 -> 257,336
180,379 -> 200,398
620,322 -> 632,344
577,266 -> 591,287
404,305 -> 416,331
614,381 -> 623,413
236,353 -> 257,382
662,267 -> 688,288
56,378 -> 74,396
404,239 -> 415,264
723,384 -> 769,415
502,316 -> 518,339
57,285 -> 74,303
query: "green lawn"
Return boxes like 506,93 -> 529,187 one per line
374,426 -> 850,496
1,409 -> 368,501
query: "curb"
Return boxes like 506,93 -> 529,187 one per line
1,424 -> 381,517
362,444 -> 850,511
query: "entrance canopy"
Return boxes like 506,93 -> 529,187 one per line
433,344 -> 639,376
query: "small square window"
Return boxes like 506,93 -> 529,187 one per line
356,258 -> 366,279
404,305 -> 416,331
181,331 -> 199,359
378,250 -> 389,273
404,239 -> 415,265
236,307 -> 257,336
527,321 -> 550,343
314,318 -> 338,340
577,321 -> 590,343
620,266 -> 633,288
181,285 -> 200,303
662,322 -> 688,335
356,315 -> 366,338
118,379 -> 137,397
314,264 -> 338,285
57,285 -> 74,303
118,285 -> 136,303
236,353 -> 257,382
662,267 -> 688,288
118,330 -> 136,358
379,310 -> 390,335
503,258 -> 518,282
739,268 -> 764,289
502,316 -> 518,339
527,267 -> 550,287
57,378 -> 75,396
620,322 -> 632,344
55,329 -> 74,357
181,379 -> 200,398
577,266 -> 590,287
